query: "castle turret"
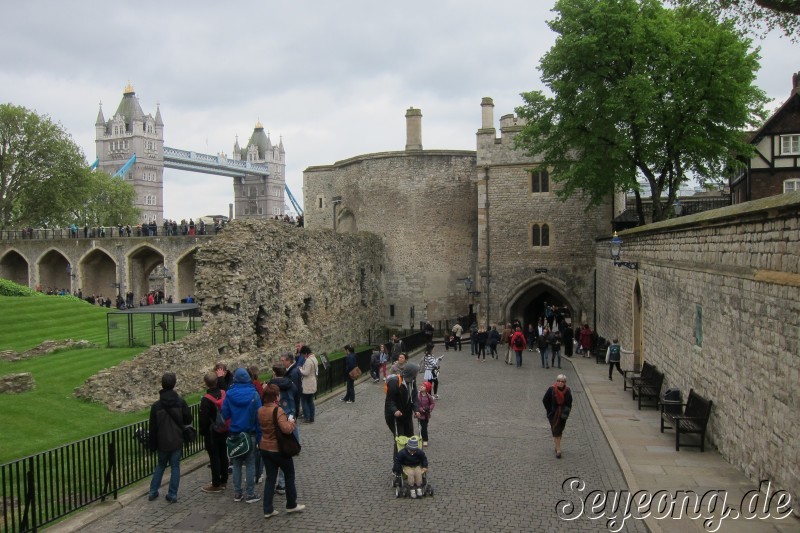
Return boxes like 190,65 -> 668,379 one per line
405,107 -> 423,151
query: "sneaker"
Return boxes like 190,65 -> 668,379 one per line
264,510 -> 280,519
256,474 -> 264,484
233,493 -> 243,502
245,495 -> 261,504
286,504 -> 306,514
416,488 -> 424,497
165,495 -> 178,503
345,400 -> 354,404
410,487 -> 417,499
147,492 -> 159,501
201,483 -> 223,493
422,441 -> 428,447
275,486 -> 286,495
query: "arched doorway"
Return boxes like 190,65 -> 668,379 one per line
0,250 -> 29,286
128,245 -> 166,305
633,280 -> 643,371
176,248 -> 197,303
37,249 -> 71,293
505,277 -> 580,330
80,249 -> 118,301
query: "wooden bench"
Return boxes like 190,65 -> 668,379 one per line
632,368 -> 663,410
623,361 -> 656,393
593,336 -> 608,364
660,389 -> 713,452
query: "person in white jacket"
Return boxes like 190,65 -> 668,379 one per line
298,346 -> 318,422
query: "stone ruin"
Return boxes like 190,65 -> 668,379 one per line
76,219 -> 384,412
0,372 -> 35,394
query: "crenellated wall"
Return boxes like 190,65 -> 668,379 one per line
595,191 -> 800,506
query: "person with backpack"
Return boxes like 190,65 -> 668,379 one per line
509,326 -> 527,368
605,338 -> 632,381
222,368 -> 262,504
199,371 -> 229,493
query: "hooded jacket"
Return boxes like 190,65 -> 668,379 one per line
267,376 -> 297,416
222,368 -> 262,440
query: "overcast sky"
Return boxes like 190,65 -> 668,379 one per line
1,1 -> 797,220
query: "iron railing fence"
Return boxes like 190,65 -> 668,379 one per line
0,227 -> 221,242
0,330 -> 427,532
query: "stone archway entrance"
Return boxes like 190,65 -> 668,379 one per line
80,249 -> 117,301
128,246 -> 166,305
0,250 -> 29,286
176,249 -> 197,303
506,279 -> 578,329
37,250 -> 71,293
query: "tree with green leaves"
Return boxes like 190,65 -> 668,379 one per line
668,0 -> 800,41
515,0 -> 767,223
0,103 -> 138,230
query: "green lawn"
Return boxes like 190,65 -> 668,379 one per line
0,295 -> 148,464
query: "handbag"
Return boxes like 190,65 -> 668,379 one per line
272,407 -> 301,457
166,405 -> 196,443
560,405 -> 572,420
348,366 -> 362,380
226,432 -> 252,458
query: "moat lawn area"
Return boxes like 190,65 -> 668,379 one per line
0,296 -> 148,464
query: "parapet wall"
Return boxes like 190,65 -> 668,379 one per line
77,220 -> 384,411
595,191 -> 800,505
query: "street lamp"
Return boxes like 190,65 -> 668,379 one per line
673,200 -> 683,217
459,276 -> 481,296
609,232 -> 639,270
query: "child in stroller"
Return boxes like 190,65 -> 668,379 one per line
392,436 -> 432,498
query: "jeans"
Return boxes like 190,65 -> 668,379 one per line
149,448 -> 182,500
453,336 -> 462,350
477,344 -> 486,359
609,361 -> 623,379
231,436 -> 257,497
471,337 -> 478,355
343,377 -> 355,402
551,348 -> 562,368
261,450 -> 298,514
204,433 -> 229,487
540,346 -> 550,368
515,350 -> 523,368
301,393 -> 315,422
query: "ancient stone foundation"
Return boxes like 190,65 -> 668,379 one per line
0,373 -> 35,394
76,220 -> 384,412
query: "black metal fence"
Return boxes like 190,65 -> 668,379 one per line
0,330 -> 429,532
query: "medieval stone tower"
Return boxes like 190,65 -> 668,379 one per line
95,83 -> 164,224
231,122 -> 286,218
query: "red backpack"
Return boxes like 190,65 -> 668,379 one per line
204,390 -> 231,433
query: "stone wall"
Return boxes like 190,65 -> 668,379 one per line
76,220 -> 384,411
595,191 -> 800,505
304,150 -> 477,327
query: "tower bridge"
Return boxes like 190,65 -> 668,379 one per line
95,83 -> 287,224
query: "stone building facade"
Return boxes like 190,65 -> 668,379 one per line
95,83 -> 165,225
476,98 -> 620,328
595,191 -> 800,508
304,108 -> 478,329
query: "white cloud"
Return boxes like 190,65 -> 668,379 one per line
1,0 -> 796,220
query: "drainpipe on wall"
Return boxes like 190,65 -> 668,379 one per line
484,166 -> 491,327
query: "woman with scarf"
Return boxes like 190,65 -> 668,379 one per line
542,374 -> 573,458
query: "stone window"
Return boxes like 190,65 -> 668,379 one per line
389,304 -> 395,317
780,134 -> 799,155
784,178 -> 800,193
318,196 -> 324,209
531,223 -> 551,248
530,170 -> 549,193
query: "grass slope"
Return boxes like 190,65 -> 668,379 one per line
0,295 -> 146,463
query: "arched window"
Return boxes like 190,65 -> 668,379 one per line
531,222 -> 551,248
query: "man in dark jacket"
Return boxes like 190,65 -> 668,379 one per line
281,352 -> 302,419
148,372 -> 192,503
384,363 -> 419,437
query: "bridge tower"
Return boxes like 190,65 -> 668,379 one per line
95,83 -> 165,225
231,122 -> 286,218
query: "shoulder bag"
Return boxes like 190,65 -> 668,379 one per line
166,405 -> 196,443
272,407 -> 301,457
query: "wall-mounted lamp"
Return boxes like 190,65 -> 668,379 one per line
610,232 -> 638,270
458,276 -> 481,296
66,264 -> 76,279
673,199 -> 683,217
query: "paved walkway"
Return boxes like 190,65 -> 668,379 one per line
52,346 -> 798,532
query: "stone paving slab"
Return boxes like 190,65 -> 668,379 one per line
60,348 -> 646,532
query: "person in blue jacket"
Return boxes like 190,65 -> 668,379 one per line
222,368 -> 262,503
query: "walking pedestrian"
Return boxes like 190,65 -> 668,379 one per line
542,374 -> 573,459
606,338 -> 632,381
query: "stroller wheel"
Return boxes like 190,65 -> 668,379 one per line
403,487 -> 410,498
395,487 -> 401,498
427,485 -> 434,497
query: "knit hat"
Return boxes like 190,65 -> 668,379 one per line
402,362 -> 419,381
233,367 -> 251,384
406,437 -> 420,451
421,381 -> 432,393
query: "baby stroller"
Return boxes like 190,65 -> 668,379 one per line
391,420 -> 434,498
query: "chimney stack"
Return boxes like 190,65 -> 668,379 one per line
481,97 -> 495,130
405,107 -> 423,151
